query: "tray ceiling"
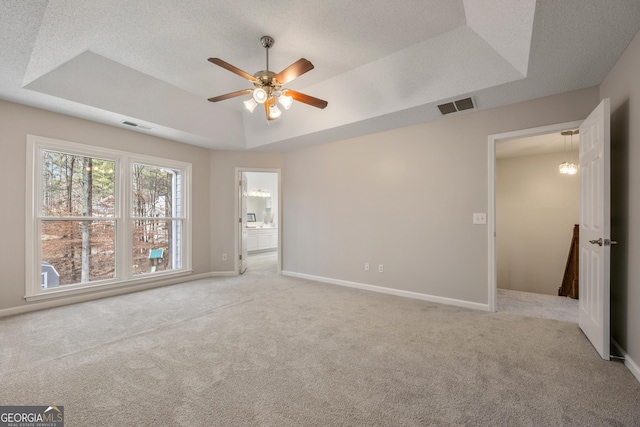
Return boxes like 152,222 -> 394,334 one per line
1,0 -> 639,151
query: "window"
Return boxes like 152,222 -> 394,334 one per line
131,163 -> 183,275
26,135 -> 191,300
40,151 -> 117,286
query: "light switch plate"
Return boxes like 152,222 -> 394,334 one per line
473,213 -> 487,224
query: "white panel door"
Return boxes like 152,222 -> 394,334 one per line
579,98 -> 611,360
239,172 -> 248,274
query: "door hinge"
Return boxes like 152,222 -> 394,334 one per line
239,217 -> 242,223
239,180 -> 242,186
239,254 -> 243,260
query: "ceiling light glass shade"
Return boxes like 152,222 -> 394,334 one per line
269,103 -> 281,119
252,88 -> 268,104
243,98 -> 258,113
279,94 -> 293,110
559,161 -> 578,175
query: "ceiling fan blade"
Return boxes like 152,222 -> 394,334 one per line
208,89 -> 252,102
273,58 -> 314,85
208,58 -> 258,83
284,90 -> 328,109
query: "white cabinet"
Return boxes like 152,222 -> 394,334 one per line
268,231 -> 278,248
247,233 -> 258,251
257,233 -> 271,249
246,227 -> 277,252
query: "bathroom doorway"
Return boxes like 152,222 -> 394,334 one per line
237,169 -> 280,275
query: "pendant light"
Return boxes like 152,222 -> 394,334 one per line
559,130 -> 578,175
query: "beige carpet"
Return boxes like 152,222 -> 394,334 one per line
1,273 -> 639,426
497,288 -> 579,323
246,250 -> 278,275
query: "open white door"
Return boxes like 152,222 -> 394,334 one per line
239,172 -> 248,274
579,98 -> 611,360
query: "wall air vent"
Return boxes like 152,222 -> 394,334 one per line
437,97 -> 475,115
121,120 -> 153,131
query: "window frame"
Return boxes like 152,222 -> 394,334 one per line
25,135 -> 192,301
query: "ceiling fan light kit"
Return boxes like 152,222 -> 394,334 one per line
208,35 -> 328,122
252,87 -> 268,104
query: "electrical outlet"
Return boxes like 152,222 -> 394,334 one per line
364,262 -> 370,271
222,253 -> 228,261
378,264 -> 384,273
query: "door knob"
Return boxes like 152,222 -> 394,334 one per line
589,238 -> 603,246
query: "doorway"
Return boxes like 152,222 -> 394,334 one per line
488,120 -> 582,318
236,169 -> 281,275
490,100 -> 612,360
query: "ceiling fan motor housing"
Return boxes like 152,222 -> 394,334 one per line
253,70 -> 281,94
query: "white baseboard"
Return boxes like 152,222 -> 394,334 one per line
282,271 -> 489,312
612,339 -> 640,384
0,271 -> 238,318
205,271 -> 238,277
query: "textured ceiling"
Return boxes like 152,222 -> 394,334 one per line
1,0 -> 640,151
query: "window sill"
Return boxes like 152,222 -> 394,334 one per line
24,270 -> 194,302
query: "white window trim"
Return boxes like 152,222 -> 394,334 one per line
25,134 -> 193,301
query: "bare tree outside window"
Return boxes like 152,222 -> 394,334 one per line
131,164 -> 182,275
41,151 -> 116,285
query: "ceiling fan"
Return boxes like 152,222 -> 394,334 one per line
207,35 -> 328,121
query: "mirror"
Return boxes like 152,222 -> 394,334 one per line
247,196 -> 268,220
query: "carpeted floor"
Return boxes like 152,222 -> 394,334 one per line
497,288 -> 579,323
246,250 -> 278,275
1,273 -> 639,426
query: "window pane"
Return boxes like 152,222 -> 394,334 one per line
42,151 -> 116,217
132,164 -> 180,218
41,220 -> 116,287
132,219 -> 182,275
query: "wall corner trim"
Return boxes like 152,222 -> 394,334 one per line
282,271 -> 489,312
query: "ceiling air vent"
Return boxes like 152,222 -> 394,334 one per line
437,102 -> 457,115
437,97 -> 475,115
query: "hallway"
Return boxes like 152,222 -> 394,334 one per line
498,288 -> 578,323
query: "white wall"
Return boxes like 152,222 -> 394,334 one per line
600,28 -> 640,377
496,151 -> 579,295
282,87 -> 599,307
